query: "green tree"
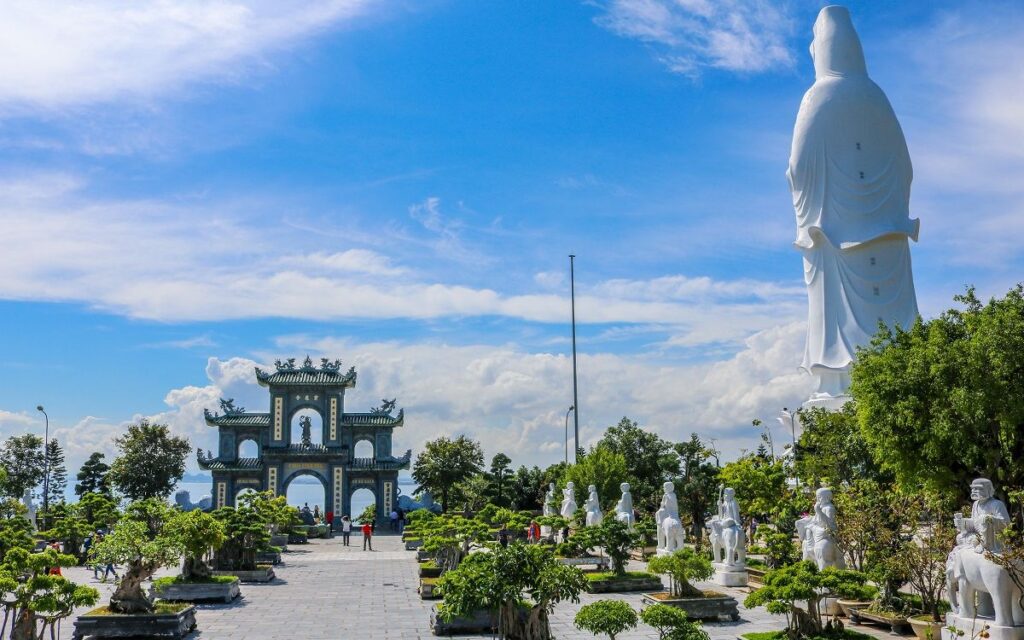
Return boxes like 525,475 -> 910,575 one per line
163,509 -> 226,580
437,542 -> 586,640
640,604 -> 709,640
412,435 -> 484,512
213,502 -> 272,571
563,444 -> 629,511
647,548 -> 713,598
78,492 -> 120,529
0,499 -> 34,563
43,438 -> 67,508
852,286 -> 1024,496
421,514 -> 490,572
744,561 -> 869,637
508,465 -> 545,510
485,453 -> 514,507
795,403 -> 885,488
40,503 -> 92,563
574,600 -> 637,640
717,454 -> 787,522
454,473 -> 490,512
675,434 -> 719,539
107,420 -> 191,501
0,435 -> 44,501
597,418 -> 679,512
0,547 -> 99,640
75,452 -> 111,497
577,518 -> 641,576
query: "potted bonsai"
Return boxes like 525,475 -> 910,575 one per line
0,547 -> 99,640
644,548 -> 739,620
152,509 -> 239,603
75,499 -> 198,640
640,603 -> 710,640
212,502 -> 275,583
419,514 -> 489,599
899,517 -> 955,640
574,600 -> 638,640
578,519 -> 662,593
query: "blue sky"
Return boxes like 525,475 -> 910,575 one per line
1,0 -> 1023,484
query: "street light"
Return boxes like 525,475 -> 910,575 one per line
36,405 -> 49,515
779,408 -> 799,487
564,406 -> 575,465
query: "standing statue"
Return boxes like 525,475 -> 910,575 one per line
561,482 -> 578,520
708,487 -> 746,569
540,483 -> 557,538
799,487 -> 844,570
789,5 -> 919,406
945,478 -> 1023,636
584,485 -> 603,527
615,483 -> 634,529
655,481 -> 685,556
299,415 -> 313,447
22,487 -> 37,531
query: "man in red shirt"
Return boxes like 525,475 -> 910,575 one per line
362,521 -> 373,551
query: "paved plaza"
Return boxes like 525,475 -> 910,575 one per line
62,535 -> 896,640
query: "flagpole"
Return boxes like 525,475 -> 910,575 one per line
569,254 -> 580,463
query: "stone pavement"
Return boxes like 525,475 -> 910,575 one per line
61,535 -> 899,640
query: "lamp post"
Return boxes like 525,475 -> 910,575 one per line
36,405 -> 49,514
569,255 -> 580,463
564,406 -> 575,465
779,408 -> 799,486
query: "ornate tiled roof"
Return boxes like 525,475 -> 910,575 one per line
204,409 -> 271,428
196,449 -> 263,471
341,409 -> 404,428
347,449 -> 412,471
255,356 -> 356,388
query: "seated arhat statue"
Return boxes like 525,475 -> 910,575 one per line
561,482 -> 578,520
584,485 -> 603,527
615,483 -> 634,529
799,487 -> 844,570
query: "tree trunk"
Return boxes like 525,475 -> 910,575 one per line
110,566 -> 154,614
182,556 -> 211,580
11,607 -> 35,640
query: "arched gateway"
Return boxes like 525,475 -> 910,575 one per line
197,356 -> 410,528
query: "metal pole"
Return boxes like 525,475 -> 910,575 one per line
569,255 -> 580,462
564,406 -> 575,465
36,406 -> 49,514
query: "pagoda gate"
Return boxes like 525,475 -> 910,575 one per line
197,356 -> 410,526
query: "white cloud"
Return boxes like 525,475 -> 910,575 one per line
291,250 -> 406,277
0,0 -> 379,111
593,0 -> 794,76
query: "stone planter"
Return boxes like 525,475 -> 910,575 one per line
641,592 -> 740,621
557,556 -> 610,570
909,615 -> 944,640
405,538 -> 423,550
586,574 -> 664,593
746,567 -> 766,587
420,578 -> 441,600
630,546 -> 657,561
212,566 -> 275,583
71,605 -> 197,639
151,579 -> 240,603
269,534 -> 289,551
430,605 -> 528,635
257,550 -> 282,565
849,608 -> 910,634
420,565 -> 443,579
416,550 -> 430,562
836,599 -> 873,618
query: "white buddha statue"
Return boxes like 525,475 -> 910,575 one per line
584,484 -> 603,527
560,481 -> 578,520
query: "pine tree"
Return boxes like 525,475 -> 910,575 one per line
44,438 -> 68,506
75,451 -> 111,496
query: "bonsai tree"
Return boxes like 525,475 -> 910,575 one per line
757,530 -> 799,569
744,561 -> 869,637
0,499 -> 34,562
574,600 -> 638,640
0,547 -> 99,640
572,518 -> 642,575
421,514 -> 490,573
437,541 -> 587,639
78,491 -> 119,530
647,548 -> 713,598
356,504 -> 376,525
896,514 -> 954,623
40,502 -> 92,563
164,509 -> 226,580
89,499 -> 180,613
640,604 -> 710,640
212,504 -> 271,571
635,516 -> 658,554
239,491 -> 298,535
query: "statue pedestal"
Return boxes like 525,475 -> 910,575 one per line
713,563 -> 748,587
802,393 -> 850,412
943,614 -> 1024,640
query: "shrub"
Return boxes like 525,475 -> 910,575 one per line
744,561 -> 869,637
641,603 -> 709,640
0,547 -> 99,639
574,600 -> 638,640
647,548 -> 713,598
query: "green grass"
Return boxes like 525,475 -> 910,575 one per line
742,630 -> 875,640
585,571 -> 658,582
84,603 -> 190,616
153,575 -> 239,588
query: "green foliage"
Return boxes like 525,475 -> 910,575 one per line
0,547 -> 99,639
635,516 -> 657,548
675,434 -> 720,539
164,509 -> 226,579
574,600 -> 638,640
421,514 -> 490,572
852,285 -> 1024,496
757,531 -> 799,569
508,465 -> 545,510
43,438 -> 67,508
212,502 -> 271,572
0,499 -> 35,563
239,491 -> 300,533
795,404 -> 885,488
894,508 -> 956,622
40,502 -> 92,562
0,434 -> 45,501
107,420 -> 191,501
356,503 -> 376,525
647,548 -> 713,598
78,492 -> 119,529
744,561 -> 869,636
563,444 -> 629,512
485,453 -> 514,507
641,603 -> 710,640
718,454 -> 788,522
152,574 -> 237,587
437,542 -> 587,639
75,452 -> 111,497
573,518 -> 642,575
412,435 -> 484,512
597,417 -> 680,512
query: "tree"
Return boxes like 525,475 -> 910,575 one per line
0,435 -> 44,501
485,453 -> 514,507
640,604 -> 709,640
647,548 -> 713,598
562,444 -> 629,511
437,542 -> 586,640
0,499 -> 34,563
412,436 -> 484,512
717,454 -> 788,523
43,438 -> 67,507
421,514 -> 490,572
574,518 -> 641,576
75,452 -> 110,497
794,404 -> 885,489
453,474 -> 490,512
744,562 -> 869,637
597,418 -> 679,512
213,504 -> 271,571
894,506 -> 955,622
852,286 -> 1024,497
0,547 -> 99,640
508,465 -> 545,510
40,503 -> 92,563
675,434 -> 719,539
163,509 -> 226,580
107,420 -> 191,501
78,492 -> 119,529
574,600 -> 637,640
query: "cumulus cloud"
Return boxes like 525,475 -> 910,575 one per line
0,0 -> 379,111
592,0 -> 794,76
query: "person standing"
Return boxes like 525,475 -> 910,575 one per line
390,509 -> 399,531
362,521 -> 373,551
341,516 -> 352,546
397,508 -> 406,533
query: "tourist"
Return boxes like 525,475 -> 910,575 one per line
497,528 -> 509,548
527,520 -> 540,543
362,520 -> 373,551
397,508 -> 406,533
390,508 -> 398,531
102,560 -> 118,583
48,541 -> 62,576
341,515 -> 352,546
313,505 -> 321,522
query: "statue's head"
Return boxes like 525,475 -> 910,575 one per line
663,481 -> 675,494
620,482 -> 630,493
549,482 -> 556,491
566,481 -> 574,489
724,487 -> 735,500
810,5 -> 867,80
971,478 -> 995,501
816,487 -> 833,504
588,484 -> 596,492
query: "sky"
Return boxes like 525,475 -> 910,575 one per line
1,0 -> 1023,492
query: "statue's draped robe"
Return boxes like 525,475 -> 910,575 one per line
789,6 -> 919,395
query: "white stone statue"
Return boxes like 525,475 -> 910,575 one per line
615,483 -> 634,529
541,482 -> 557,538
944,478 -> 1023,640
22,487 -> 37,531
584,485 -> 603,527
789,5 -> 920,407
708,488 -> 746,567
561,481 -> 578,520
799,487 -> 844,570
655,481 -> 685,556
